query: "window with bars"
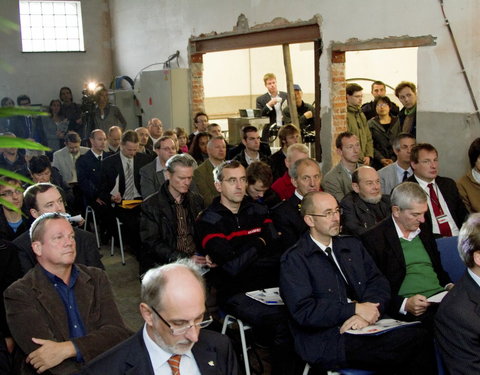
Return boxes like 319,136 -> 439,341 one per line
19,1 -> 85,52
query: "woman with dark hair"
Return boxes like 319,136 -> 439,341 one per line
367,96 -> 401,170
457,138 -> 480,213
59,86 -> 83,134
40,99 -> 69,151
188,132 -> 209,164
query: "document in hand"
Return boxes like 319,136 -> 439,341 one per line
346,319 -> 421,336
246,287 -> 284,305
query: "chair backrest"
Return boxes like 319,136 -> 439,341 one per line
436,236 -> 466,283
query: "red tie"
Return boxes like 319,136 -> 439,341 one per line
427,183 -> 452,237
168,354 -> 181,375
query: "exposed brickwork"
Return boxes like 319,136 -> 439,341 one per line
330,54 -> 347,165
190,58 -> 205,116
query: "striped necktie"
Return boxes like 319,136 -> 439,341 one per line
168,354 -> 181,375
124,159 -> 135,200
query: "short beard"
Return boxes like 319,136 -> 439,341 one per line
150,326 -> 194,355
361,194 -> 382,204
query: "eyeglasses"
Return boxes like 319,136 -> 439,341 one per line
0,190 -> 23,198
307,208 -> 343,219
150,306 -> 213,336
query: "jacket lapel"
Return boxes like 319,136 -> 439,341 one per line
192,336 -> 220,375
385,218 -> 406,269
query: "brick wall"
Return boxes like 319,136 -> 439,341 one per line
190,54 -> 205,119
330,51 -> 347,165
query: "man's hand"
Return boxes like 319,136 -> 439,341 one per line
191,254 -> 207,265
267,97 -> 281,108
111,193 -> 122,204
405,295 -> 430,316
340,315 -> 369,334
95,198 -> 106,206
205,255 -> 218,268
380,158 -> 393,166
27,338 -> 76,373
355,302 -> 380,324
363,156 -> 371,166
5,337 -> 14,353
304,110 -> 313,119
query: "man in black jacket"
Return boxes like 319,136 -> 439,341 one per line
197,160 -> 297,375
140,154 -> 204,274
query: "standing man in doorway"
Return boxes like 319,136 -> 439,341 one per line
395,81 -> 417,136
256,73 -> 287,142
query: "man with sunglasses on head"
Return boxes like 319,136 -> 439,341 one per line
5,212 -> 131,375
82,260 -> 238,375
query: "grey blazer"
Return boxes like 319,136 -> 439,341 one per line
52,146 -> 89,183
139,157 -> 165,199
321,162 -> 355,202
378,162 -> 399,194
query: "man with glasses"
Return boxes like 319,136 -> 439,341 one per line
280,191 -> 433,373
407,143 -> 467,237
82,260 -> 237,374
0,176 -> 29,241
5,212 -> 131,375
197,160 -> 298,375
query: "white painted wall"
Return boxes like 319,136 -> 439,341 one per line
0,0 -> 113,106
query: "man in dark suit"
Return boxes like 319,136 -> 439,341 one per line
340,166 -> 390,237
14,183 -> 104,275
81,260 -> 238,375
5,213 -> 131,375
76,129 -> 112,240
99,130 -> 150,252
232,126 -> 270,168
361,182 -> 451,323
280,191 -> 432,373
435,213 -> 480,374
407,143 -> 468,237
272,158 -> 321,252
256,73 -> 287,142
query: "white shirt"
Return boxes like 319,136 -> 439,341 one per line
266,93 -> 283,126
244,150 -> 259,166
468,268 -> 480,288
414,176 -> 459,236
119,152 -> 141,198
395,162 -> 413,184
142,324 -> 200,375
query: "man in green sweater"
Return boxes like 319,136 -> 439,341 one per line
346,83 -> 373,166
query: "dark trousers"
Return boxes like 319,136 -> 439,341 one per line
113,205 -> 141,257
224,293 -> 302,375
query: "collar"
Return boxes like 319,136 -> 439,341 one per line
42,264 -> 78,287
119,151 -> 133,165
414,175 -> 436,190
472,168 -> 480,184
142,324 -> 195,373
392,215 -> 421,241
395,162 -> 412,174
156,157 -> 166,173
309,235 -> 333,254
244,150 -> 259,164
91,150 -> 103,158
468,268 -> 480,288
294,190 -> 303,201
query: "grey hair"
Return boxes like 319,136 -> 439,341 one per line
286,143 -> 309,161
289,158 -> 321,179
213,160 -> 242,183
390,182 -> 427,210
207,135 -> 225,148
458,213 -> 480,268
165,153 -> 197,174
140,259 -> 206,310
392,132 -> 416,151
30,212 -> 70,242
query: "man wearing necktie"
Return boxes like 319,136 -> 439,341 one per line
81,260 -> 238,375
407,143 -> 467,238
280,191 -> 434,374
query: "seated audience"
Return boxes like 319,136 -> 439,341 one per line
340,166 -> 390,237
5,212 -> 131,374
346,83 -> 373,165
174,127 -> 189,153
40,99 -> 69,152
188,112 -> 209,146
27,155 -> 74,209
0,239 -> 22,374
135,127 -> 156,159
92,87 -> 126,133
361,182 -> 451,324
81,260 -> 238,374
282,84 -> 314,133
270,124 -> 300,181
206,123 -> 222,138
10,95 -> 43,142
163,130 -> 179,152
378,132 -> 415,194
140,154 -> 204,274
197,160 -> 296,375
457,137 -> 480,213
361,80 -> 399,121
52,132 -> 88,185
280,191 -> 433,373
59,86 -> 83,136
0,97 -> 15,134
272,158 -> 321,252
322,132 -> 362,202
139,136 -> 177,199
193,136 -> 226,206
0,132 -> 26,173
145,118 -> 163,151
105,126 -> 122,154
188,132 -> 209,165
408,143 -> 468,237
271,143 -> 309,200
0,176 -> 29,241
13,182 -> 104,274
435,213 -> 480,374
246,161 -> 279,207
367,96 -> 401,169
233,125 -> 270,168
395,81 -> 417,136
